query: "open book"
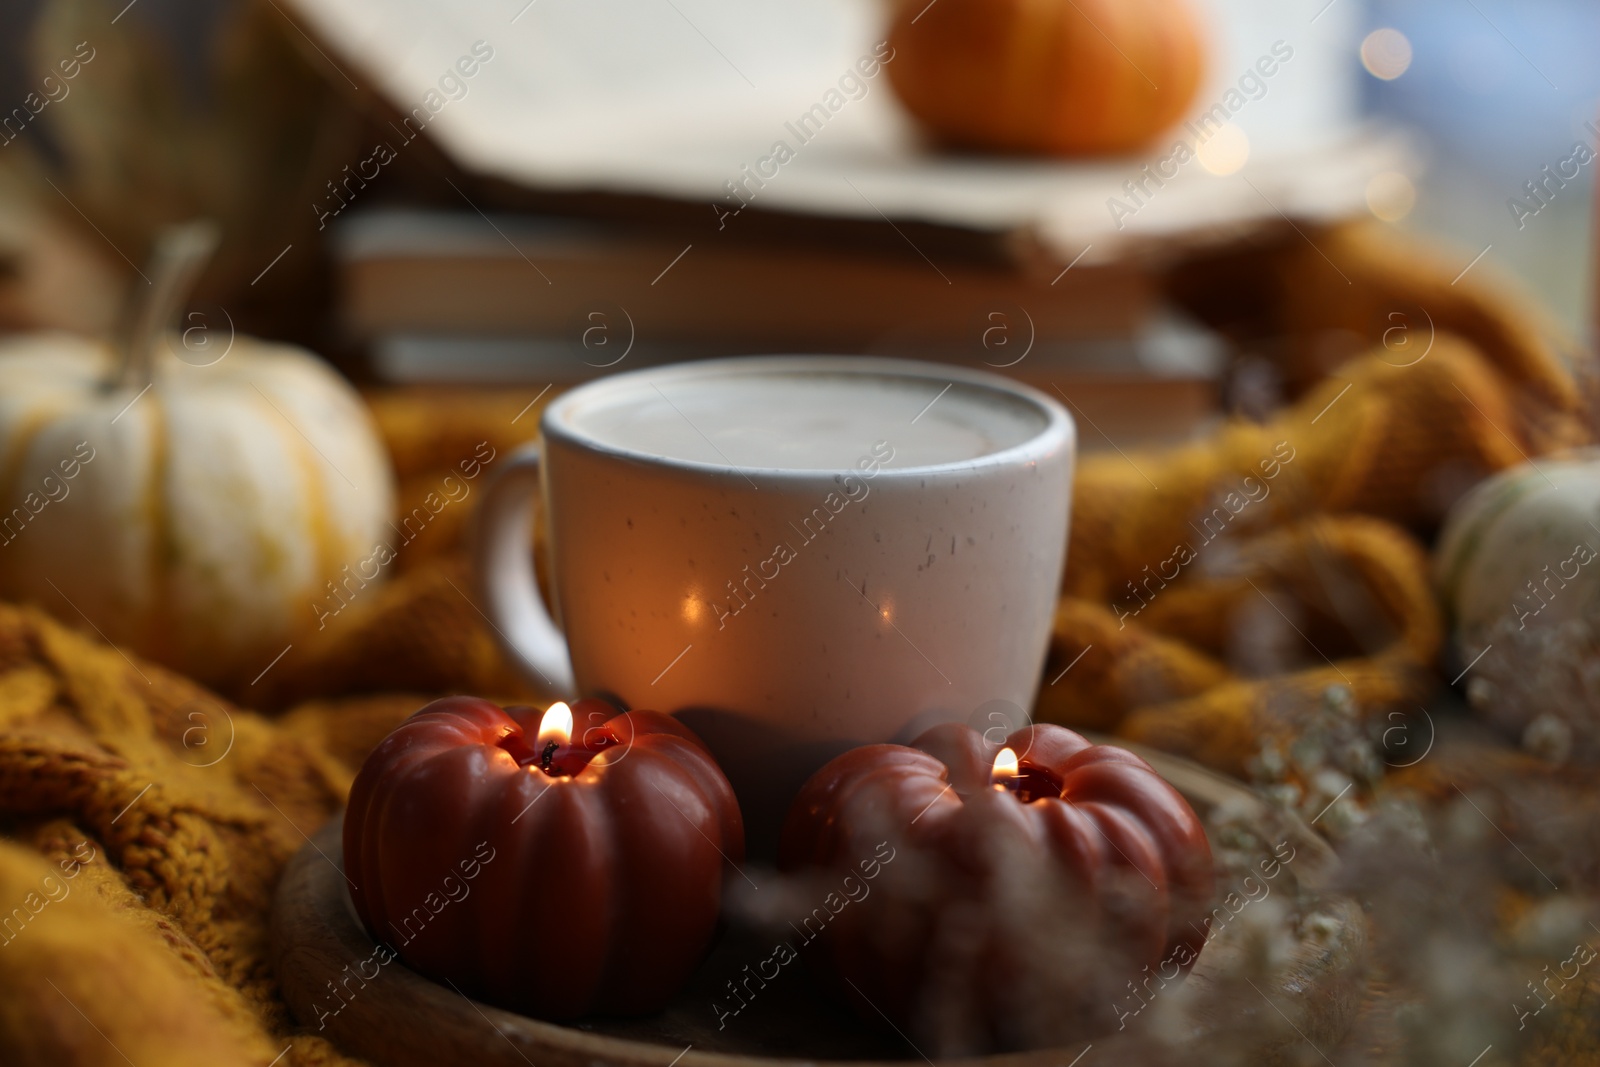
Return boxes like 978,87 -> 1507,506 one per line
283,0 -> 1398,260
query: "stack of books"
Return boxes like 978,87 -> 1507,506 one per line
285,0 -> 1394,448
332,209 -> 1223,448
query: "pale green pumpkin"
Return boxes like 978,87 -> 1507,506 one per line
1434,449 -> 1600,760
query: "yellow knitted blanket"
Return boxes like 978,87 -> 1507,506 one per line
0,222 -> 1593,1066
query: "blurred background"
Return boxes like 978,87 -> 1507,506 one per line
1363,0 -> 1600,335
0,0 -> 1592,395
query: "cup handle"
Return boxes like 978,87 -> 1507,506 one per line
472,442 -> 577,694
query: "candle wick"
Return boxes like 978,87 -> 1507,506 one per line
540,740 -> 558,774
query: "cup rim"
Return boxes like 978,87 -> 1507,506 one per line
540,355 -> 1075,480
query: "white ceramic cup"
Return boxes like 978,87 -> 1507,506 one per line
474,356 -> 1074,848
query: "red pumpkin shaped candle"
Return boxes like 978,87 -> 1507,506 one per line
344,696 -> 743,1018
779,722 -> 1213,1053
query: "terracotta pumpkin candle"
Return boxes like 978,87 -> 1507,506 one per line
343,696 -> 743,1018
779,723 -> 1213,1053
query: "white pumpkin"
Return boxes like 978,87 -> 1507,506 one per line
1435,449 -> 1600,761
0,330 -> 395,686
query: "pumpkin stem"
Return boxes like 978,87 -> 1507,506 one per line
119,220 -> 221,389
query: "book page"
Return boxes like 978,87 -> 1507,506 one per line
283,0 -> 1388,255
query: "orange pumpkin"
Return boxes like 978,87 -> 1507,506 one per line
886,0 -> 1207,157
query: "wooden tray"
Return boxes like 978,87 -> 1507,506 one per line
271,743 -> 1368,1066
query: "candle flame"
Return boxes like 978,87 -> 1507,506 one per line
537,702 -> 573,746
992,747 -> 1020,781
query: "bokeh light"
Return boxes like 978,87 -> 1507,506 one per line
1197,124 -> 1251,176
1366,170 -> 1417,221
1361,28 -> 1413,81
